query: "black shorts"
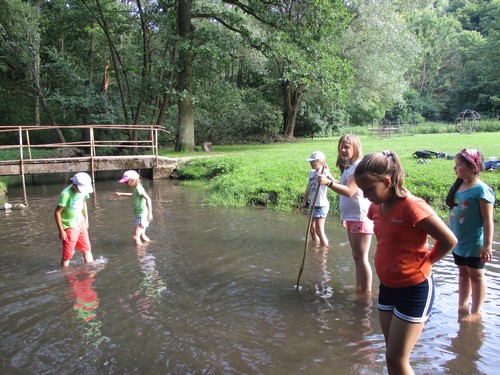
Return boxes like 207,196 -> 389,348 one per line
378,276 -> 435,324
453,252 -> 485,269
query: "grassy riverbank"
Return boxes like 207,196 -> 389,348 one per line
162,132 -> 500,221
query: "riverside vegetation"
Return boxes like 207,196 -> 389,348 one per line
169,132 -> 500,222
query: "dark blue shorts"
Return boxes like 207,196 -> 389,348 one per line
453,252 -> 485,269
378,276 -> 435,324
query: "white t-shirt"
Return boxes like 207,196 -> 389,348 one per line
307,167 -> 333,208
339,161 -> 371,221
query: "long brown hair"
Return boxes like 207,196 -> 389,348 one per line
354,150 -> 407,198
336,134 -> 362,173
445,149 -> 485,209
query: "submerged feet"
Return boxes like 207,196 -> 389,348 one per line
458,305 -> 483,323
134,235 -> 151,247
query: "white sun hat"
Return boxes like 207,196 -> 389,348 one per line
306,151 -> 326,161
71,172 -> 93,195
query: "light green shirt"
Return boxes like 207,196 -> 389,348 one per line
57,186 -> 88,229
132,184 -> 147,217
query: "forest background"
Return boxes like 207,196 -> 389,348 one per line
0,0 -> 499,152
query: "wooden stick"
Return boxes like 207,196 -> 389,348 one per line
296,166 -> 324,289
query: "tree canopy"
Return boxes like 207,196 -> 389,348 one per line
1,0 -> 499,146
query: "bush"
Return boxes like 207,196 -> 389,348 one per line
176,158 -> 236,180
0,180 -> 7,197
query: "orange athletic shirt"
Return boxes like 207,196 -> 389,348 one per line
368,194 -> 436,288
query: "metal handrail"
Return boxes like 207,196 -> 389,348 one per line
0,124 -> 170,202
0,124 -> 168,157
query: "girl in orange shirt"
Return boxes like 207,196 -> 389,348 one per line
354,150 -> 457,375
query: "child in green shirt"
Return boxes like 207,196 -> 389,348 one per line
115,170 -> 153,246
55,172 -> 94,267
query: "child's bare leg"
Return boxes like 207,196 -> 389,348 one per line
133,226 -> 144,245
469,267 -> 486,320
83,250 -> 94,263
348,232 -> 373,294
141,230 -> 151,243
315,217 -> 328,246
309,221 -> 320,242
457,265 -> 471,314
61,258 -> 70,267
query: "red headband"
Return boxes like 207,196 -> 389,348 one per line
460,148 -> 480,173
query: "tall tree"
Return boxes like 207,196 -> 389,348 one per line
342,0 -> 422,123
176,0 -> 196,151
0,0 -> 65,141
222,0 -> 353,139
80,0 -> 133,126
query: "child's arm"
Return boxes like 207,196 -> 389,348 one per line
142,192 -> 153,221
54,206 -> 67,241
417,215 -> 458,265
479,198 -> 494,262
82,199 -> 89,228
321,173 -> 358,197
300,185 -> 311,212
115,192 -> 133,197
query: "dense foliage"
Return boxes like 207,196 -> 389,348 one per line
1,0 -> 499,147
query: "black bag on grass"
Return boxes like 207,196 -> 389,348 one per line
413,150 -> 438,158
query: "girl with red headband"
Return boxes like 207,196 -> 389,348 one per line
446,149 -> 495,322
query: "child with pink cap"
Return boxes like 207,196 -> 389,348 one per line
115,170 -> 153,246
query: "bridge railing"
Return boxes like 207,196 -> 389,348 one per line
0,124 -> 168,159
0,124 -> 169,201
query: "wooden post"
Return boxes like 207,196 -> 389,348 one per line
89,127 -> 97,205
154,127 -> 159,164
25,129 -> 32,159
18,127 -> 27,203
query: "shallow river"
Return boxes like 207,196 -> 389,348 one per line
1,175 -> 499,374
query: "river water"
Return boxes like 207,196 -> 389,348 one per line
0,175 -> 499,374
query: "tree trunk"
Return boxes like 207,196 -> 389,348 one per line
86,0 -> 131,125
133,0 -> 149,127
155,47 -> 176,125
31,0 -> 65,143
33,85 -> 66,143
282,80 -> 304,140
177,96 -> 195,151
175,0 -> 196,152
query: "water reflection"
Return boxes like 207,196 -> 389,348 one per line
63,263 -> 110,350
65,268 -> 99,323
444,320 -> 485,374
345,298 -> 378,374
120,246 -> 167,322
311,245 -> 333,300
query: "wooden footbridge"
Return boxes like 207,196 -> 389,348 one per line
0,124 -> 178,201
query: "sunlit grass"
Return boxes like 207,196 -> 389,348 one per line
172,132 -> 499,221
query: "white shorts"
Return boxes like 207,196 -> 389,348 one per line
134,216 -> 149,228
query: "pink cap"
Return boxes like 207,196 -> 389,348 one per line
119,170 -> 140,183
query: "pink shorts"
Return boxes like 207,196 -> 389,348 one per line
62,219 -> 91,261
345,220 -> 374,234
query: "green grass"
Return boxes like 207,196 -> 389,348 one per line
0,180 -> 6,197
166,132 -> 500,221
